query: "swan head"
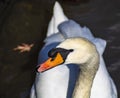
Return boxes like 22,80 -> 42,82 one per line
37,38 -> 99,72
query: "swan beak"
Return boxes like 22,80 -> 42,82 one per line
37,53 -> 64,72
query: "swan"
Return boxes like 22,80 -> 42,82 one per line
30,1 -> 117,98
37,37 -> 99,98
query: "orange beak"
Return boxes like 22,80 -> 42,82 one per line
37,53 -> 64,72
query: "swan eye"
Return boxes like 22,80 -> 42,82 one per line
48,48 -> 74,61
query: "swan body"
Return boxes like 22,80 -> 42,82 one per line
38,37 -> 100,98
30,1 -> 117,98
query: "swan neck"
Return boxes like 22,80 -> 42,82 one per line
72,54 -> 99,98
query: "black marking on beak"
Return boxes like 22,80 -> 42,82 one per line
48,48 -> 74,61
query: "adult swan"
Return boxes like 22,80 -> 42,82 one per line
30,2 -> 117,98
37,37 -> 117,98
38,37 -> 100,98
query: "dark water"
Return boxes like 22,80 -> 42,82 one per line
0,0 -> 120,98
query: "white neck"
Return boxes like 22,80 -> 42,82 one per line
72,53 -> 99,98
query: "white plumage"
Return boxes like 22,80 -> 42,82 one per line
30,2 -> 117,98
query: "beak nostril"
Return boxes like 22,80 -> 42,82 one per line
50,57 -> 56,61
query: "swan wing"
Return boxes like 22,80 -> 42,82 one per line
58,20 -> 106,55
46,1 -> 68,37
58,20 -> 94,40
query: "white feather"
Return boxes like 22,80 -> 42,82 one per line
30,1 -> 117,98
